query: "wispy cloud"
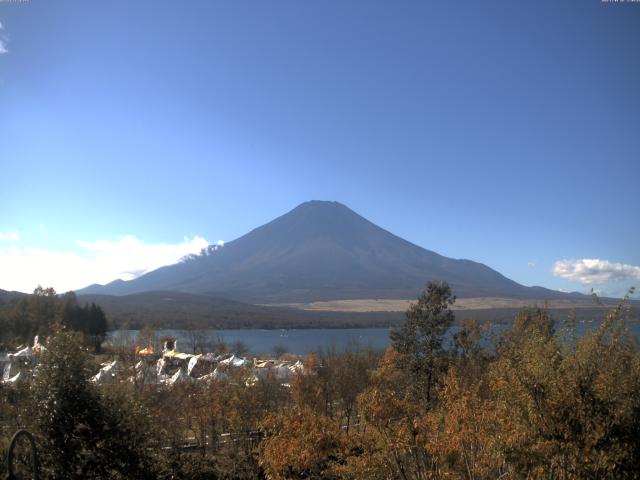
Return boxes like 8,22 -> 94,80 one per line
0,21 -> 8,55
0,235 -> 209,293
0,231 -> 19,241
553,258 -> 640,285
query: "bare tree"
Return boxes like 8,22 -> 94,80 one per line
188,330 -> 208,354
231,340 -> 249,356
273,344 -> 288,358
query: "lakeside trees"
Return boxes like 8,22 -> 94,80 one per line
258,283 -> 640,480
1,282 -> 639,479
0,286 -> 108,352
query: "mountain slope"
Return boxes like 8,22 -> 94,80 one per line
78,201 -> 572,302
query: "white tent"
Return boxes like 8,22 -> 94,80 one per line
166,368 -> 190,386
91,360 -> 123,385
135,360 -> 160,385
219,354 -> 249,368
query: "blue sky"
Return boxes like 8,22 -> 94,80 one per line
0,0 -> 639,296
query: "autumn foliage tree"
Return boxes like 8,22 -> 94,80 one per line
4,282 -> 639,480
490,299 -> 640,479
259,407 -> 347,480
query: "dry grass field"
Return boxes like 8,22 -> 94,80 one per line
268,297 -> 616,313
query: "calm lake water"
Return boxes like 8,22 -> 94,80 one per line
108,321 -> 640,356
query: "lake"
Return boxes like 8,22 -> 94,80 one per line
107,320 -> 640,356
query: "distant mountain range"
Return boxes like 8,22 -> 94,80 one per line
0,289 -> 28,304
78,200 -> 582,303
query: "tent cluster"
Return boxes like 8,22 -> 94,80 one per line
2,337 -> 305,387
0,336 -> 46,384
92,339 -> 304,387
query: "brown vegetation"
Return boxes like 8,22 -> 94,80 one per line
1,283 -> 639,479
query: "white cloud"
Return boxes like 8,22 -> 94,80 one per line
0,21 -> 7,55
553,258 -> 640,285
527,260 -> 536,268
0,231 -> 19,241
0,235 -> 209,293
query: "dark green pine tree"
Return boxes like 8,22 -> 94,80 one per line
32,331 -> 156,479
390,280 -> 455,404
87,303 -> 108,353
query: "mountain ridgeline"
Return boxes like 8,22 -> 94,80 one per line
78,201 -> 574,303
